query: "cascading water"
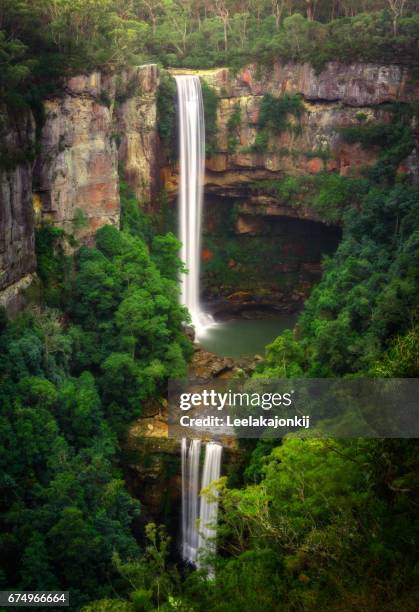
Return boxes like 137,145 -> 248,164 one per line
175,75 -> 213,338
176,75 -> 221,571
181,439 -> 223,569
196,442 -> 223,570
181,438 -> 201,564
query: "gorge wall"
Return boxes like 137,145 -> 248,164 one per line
0,65 -> 160,312
168,62 -> 415,189
164,62 -> 417,311
33,65 -> 160,239
0,61 -> 417,313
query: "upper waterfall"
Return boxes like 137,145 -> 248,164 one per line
175,75 -> 213,338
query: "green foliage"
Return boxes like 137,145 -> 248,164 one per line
227,103 -> 242,154
68,224 -> 190,429
86,523 -> 183,611
258,94 -> 304,135
0,3 -> 418,112
116,523 -> 180,609
0,30 -> 34,107
252,94 -> 304,153
0,1 -> 149,108
340,121 -> 408,149
120,178 -> 156,244
202,235 -> 290,294
370,325 -> 419,377
340,109 -> 414,183
157,72 -> 177,161
187,438 -> 419,611
252,173 -> 369,224
0,141 -> 36,170
1,3 -> 418,611
0,309 -> 140,607
256,182 -> 419,377
254,11 -> 419,73
35,225 -> 68,308
95,223 -> 125,259
72,208 -> 88,232
2,189 -> 191,603
152,233 -> 185,282
262,330 -> 305,378
201,80 -> 219,157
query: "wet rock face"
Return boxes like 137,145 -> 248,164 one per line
0,108 -> 37,312
189,344 -> 257,379
208,100 -> 390,179
124,399 -> 181,528
123,351 -> 251,527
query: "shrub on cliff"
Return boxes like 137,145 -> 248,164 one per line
201,81 -> 219,157
157,72 -> 177,162
251,93 -> 304,153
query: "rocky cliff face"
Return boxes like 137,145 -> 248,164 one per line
165,61 -> 416,308
0,60 -> 416,312
34,65 -> 160,241
167,61 -> 415,197
116,64 -> 160,204
124,353 -> 251,526
0,65 -> 160,310
34,72 -> 120,239
0,108 -> 37,313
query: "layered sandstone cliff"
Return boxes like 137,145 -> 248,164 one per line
34,72 -> 120,239
0,61 -> 416,312
34,64 -> 160,240
166,62 -> 416,200
163,62 -> 417,308
116,64 -> 159,204
0,65 -> 160,310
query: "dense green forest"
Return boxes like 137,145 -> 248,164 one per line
1,0 -> 418,107
1,0 -> 419,611
0,192 -> 192,606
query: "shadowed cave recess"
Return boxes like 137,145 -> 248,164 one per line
200,193 -> 341,320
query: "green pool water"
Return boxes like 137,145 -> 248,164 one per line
198,315 -> 298,358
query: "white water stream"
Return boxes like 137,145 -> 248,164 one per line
176,75 -> 222,570
181,440 -> 223,569
175,75 -> 213,338
181,438 -> 201,564
196,442 -> 223,569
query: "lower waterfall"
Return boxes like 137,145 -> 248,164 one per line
181,438 -> 201,564
181,439 -> 223,569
